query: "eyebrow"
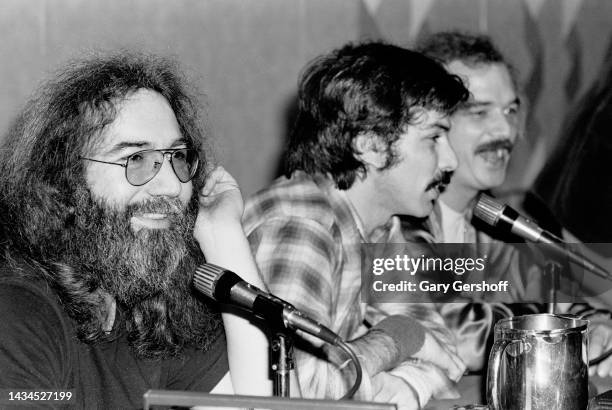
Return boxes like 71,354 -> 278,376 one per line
460,97 -> 521,109
429,122 -> 450,132
104,138 -> 188,156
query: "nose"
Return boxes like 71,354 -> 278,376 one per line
145,153 -> 182,198
438,136 -> 458,172
490,109 -> 515,139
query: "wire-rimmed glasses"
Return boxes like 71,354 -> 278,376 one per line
81,148 -> 199,186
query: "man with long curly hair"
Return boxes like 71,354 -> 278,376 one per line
0,52 -> 271,407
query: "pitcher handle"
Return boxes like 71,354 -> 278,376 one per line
486,339 -> 511,410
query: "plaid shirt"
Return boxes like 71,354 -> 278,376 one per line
243,171 -> 459,405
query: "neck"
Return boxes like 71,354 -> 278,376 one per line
440,181 -> 479,215
341,178 -> 392,237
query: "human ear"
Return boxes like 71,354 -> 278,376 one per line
353,132 -> 388,169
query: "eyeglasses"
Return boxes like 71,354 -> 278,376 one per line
81,148 -> 199,186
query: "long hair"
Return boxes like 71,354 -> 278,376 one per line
0,52 -> 219,356
284,42 -> 468,189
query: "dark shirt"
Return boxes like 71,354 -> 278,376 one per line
0,261 -> 228,409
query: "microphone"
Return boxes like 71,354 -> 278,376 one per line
193,264 -> 341,345
473,193 -> 611,280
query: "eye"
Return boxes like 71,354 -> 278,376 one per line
504,104 -> 519,116
424,134 -> 442,148
172,150 -> 187,161
128,152 -> 145,163
468,108 -> 489,119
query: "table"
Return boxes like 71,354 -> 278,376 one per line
425,375 -> 485,410
424,374 -> 612,410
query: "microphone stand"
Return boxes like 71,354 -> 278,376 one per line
540,255 -> 612,369
270,329 -> 294,397
545,261 -> 562,314
192,264 -> 360,398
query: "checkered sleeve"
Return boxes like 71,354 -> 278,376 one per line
247,216 -> 375,400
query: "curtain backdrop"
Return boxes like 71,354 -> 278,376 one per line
1,0 -> 610,196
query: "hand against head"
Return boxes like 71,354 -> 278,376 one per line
193,166 -> 244,246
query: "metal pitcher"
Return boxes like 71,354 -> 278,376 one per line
486,313 -> 589,410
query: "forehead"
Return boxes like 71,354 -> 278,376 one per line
446,61 -> 516,103
91,89 -> 183,154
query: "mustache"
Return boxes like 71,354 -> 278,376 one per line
426,170 -> 453,191
475,139 -> 514,154
126,198 -> 186,219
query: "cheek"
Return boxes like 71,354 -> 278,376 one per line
406,155 -> 434,185
450,121 -> 482,147
85,164 -> 139,209
100,184 -> 140,210
449,141 -> 475,171
460,150 -> 477,170
180,182 -> 194,205
403,165 -> 428,193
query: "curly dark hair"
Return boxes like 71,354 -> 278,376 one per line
284,41 -> 468,189
0,52 -> 220,358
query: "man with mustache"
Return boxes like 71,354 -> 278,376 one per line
0,53 -> 271,408
411,31 -> 529,372
243,42 -> 469,409
390,31 -> 612,376
422,32 -> 520,234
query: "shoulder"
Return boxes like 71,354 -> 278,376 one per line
0,260 -> 65,323
243,171 -> 337,234
0,260 -> 74,389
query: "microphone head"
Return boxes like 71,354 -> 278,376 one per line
193,264 -> 226,299
473,193 -> 504,226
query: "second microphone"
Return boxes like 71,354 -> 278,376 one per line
193,263 -> 341,345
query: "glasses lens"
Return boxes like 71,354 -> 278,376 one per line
124,149 -> 199,186
125,151 -> 163,186
170,149 -> 199,183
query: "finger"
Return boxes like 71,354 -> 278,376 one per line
200,166 -> 224,196
426,365 -> 461,398
445,354 -> 466,382
422,334 -> 465,380
429,346 -> 464,381
411,331 -> 463,381
448,355 -> 467,382
200,166 -> 240,197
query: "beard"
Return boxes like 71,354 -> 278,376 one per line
65,187 -> 222,359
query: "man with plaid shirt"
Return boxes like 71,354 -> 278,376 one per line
244,42 -> 469,409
